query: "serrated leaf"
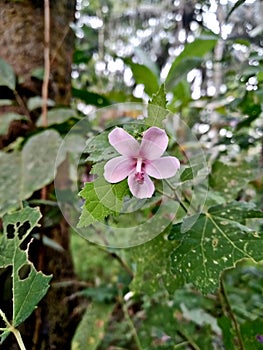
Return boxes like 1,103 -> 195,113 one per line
85,131 -> 118,163
147,84 -> 169,128
71,302 -> 114,350
0,129 -> 64,215
129,229 -> 183,295
0,207 -> 51,331
78,164 -> 129,227
0,58 -> 16,90
169,202 -> 263,293
209,160 -> 256,201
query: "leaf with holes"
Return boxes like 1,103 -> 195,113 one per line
169,202 -> 263,294
0,207 -> 52,342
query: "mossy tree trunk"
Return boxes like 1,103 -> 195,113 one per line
0,1 -> 78,349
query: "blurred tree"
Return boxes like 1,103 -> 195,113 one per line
0,1 -> 77,349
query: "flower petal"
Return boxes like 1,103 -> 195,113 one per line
128,172 -> 155,199
104,156 -> 135,183
145,156 -> 180,179
108,127 -> 140,157
140,127 -> 168,160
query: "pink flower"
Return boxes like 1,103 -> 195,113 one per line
104,126 -> 180,199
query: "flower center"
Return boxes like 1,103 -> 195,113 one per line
135,158 -> 144,184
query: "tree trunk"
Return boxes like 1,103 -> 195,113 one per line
0,1 -> 77,349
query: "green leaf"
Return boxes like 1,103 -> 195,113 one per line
226,0 -> 246,21
36,108 -> 77,127
0,207 -> 51,335
125,59 -> 159,96
30,67 -> 44,80
20,129 -> 64,198
209,161 -> 256,201
180,167 -> 194,182
85,131 -> 118,163
165,37 -> 217,90
0,113 -> 25,135
0,151 -> 21,215
240,319 -> 263,350
71,302 -> 114,350
134,47 -> 160,76
147,84 -> 169,128
218,316 -> 236,350
0,129 -> 64,215
169,202 -> 263,293
27,96 -> 55,111
0,58 -> 16,90
78,164 -> 129,227
129,229 -> 183,295
72,87 -> 110,107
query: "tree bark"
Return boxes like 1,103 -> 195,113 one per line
0,1 -> 77,349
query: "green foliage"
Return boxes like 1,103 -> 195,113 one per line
0,129 -> 63,215
209,160 -> 256,201
72,87 -> 110,107
71,302 -> 115,350
165,37 -> 217,89
0,207 -> 51,342
129,230 -> 183,295
0,58 -> 15,90
78,164 -> 129,228
0,113 -> 26,135
147,84 -> 169,128
169,202 -> 263,293
125,59 -> 160,96
2,1 -> 263,348
36,108 -> 78,127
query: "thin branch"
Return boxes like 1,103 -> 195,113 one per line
219,277 -> 244,350
13,90 -> 31,121
119,293 -> 143,350
0,309 -> 26,350
109,252 -> 134,278
42,0 -> 50,128
33,2 -> 50,348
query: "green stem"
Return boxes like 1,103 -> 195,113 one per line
219,277 -> 244,350
164,180 -> 189,212
0,309 -> 27,350
12,328 -> 27,350
177,330 -> 201,350
174,341 -> 192,349
120,294 -> 143,350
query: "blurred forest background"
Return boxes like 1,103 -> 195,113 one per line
0,0 -> 262,349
